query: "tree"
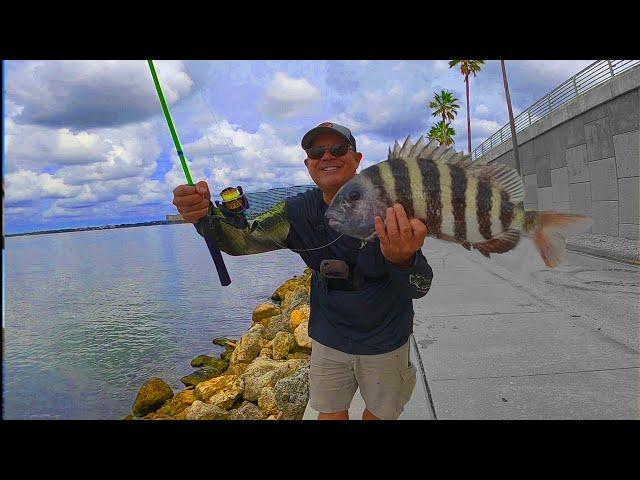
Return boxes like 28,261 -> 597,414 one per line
449,60 -> 485,154
500,60 -> 521,175
428,121 -> 456,146
429,90 -> 459,126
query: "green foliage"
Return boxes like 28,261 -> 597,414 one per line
449,60 -> 485,78
427,121 -> 456,146
429,90 -> 459,125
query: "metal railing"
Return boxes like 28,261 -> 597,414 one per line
471,60 -> 640,161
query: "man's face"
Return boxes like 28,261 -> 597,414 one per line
304,132 -> 362,193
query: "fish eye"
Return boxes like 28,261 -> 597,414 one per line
348,190 -> 361,201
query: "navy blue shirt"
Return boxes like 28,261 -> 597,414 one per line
285,188 -> 433,355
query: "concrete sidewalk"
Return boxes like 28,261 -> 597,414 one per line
303,239 -> 639,420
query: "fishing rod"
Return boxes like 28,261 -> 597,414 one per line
147,59 -> 231,286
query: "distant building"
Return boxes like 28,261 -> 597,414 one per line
166,214 -> 187,223
244,184 -> 316,220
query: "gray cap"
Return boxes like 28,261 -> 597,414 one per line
301,122 -> 357,151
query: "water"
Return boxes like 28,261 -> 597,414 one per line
2,224 -> 307,419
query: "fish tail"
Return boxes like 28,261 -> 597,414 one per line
523,211 -> 593,268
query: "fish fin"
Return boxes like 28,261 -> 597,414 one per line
472,229 -> 521,257
524,211 -> 593,268
398,135 -> 413,158
471,163 -> 525,204
408,136 -> 426,158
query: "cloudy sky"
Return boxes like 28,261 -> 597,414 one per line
3,59 -> 595,234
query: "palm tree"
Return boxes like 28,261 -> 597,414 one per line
428,121 -> 456,146
449,60 -> 485,154
500,60 -> 521,175
429,90 -> 459,126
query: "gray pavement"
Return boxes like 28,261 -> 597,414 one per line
303,237 -> 639,420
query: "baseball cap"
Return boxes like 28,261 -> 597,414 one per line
301,122 -> 357,151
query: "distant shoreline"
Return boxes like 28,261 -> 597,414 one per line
6,220 -> 188,238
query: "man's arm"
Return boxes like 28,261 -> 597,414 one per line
386,250 -> 433,299
194,200 -> 291,256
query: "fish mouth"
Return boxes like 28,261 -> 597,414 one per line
325,211 -> 344,229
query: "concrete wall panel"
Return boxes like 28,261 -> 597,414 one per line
618,177 -> 639,224
536,154 -> 551,187
524,174 -> 538,209
607,90 -> 639,135
613,130 -> 639,178
591,201 -> 619,235
585,117 -> 615,162
551,167 -> 569,203
566,144 -> 590,183
589,157 -> 619,201
519,141 -> 536,176
538,187 -> 553,211
619,224 -> 639,240
569,182 -> 592,217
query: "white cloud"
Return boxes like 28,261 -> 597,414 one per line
5,170 -> 82,205
7,60 -> 193,129
262,72 -> 321,119
475,104 -> 490,115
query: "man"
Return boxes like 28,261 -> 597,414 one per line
172,122 -> 433,420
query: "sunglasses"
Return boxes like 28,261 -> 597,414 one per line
306,143 -> 352,160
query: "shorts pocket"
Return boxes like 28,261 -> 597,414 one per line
398,361 -> 417,408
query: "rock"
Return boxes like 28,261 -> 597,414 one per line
281,288 -> 310,318
184,400 -> 229,420
156,389 -> 196,417
143,412 -> 175,420
271,278 -> 302,302
132,377 -> 173,417
212,337 -> 237,348
190,355 -> 228,371
249,323 -> 266,336
225,363 -> 249,375
272,332 -> 296,360
258,387 -> 279,416
233,330 -> 264,364
289,305 -> 310,329
180,364 -> 227,387
123,414 -> 134,420
274,366 -> 310,420
264,314 -> 293,340
252,303 -> 281,325
240,358 -> 294,402
194,375 -> 244,410
259,347 -> 273,358
286,352 -> 310,360
220,349 -> 234,362
228,401 -> 268,420
266,415 -> 278,420
294,321 -> 311,349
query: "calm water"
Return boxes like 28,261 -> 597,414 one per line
3,224 -> 307,419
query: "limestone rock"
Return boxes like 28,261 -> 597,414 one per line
233,330 -> 264,364
286,352 -> 310,360
228,401 -> 268,420
184,400 -> 229,420
289,305 -> 310,329
225,363 -> 249,376
194,375 -> 244,410
259,347 -> 273,358
190,355 -> 228,371
274,365 -> 310,420
281,288 -> 310,319
294,321 -> 311,349
132,377 -> 173,417
180,364 -> 227,387
240,358 -> 301,402
155,389 -> 196,417
264,314 -> 293,340
258,387 -> 279,416
143,412 -> 175,420
271,278 -> 302,302
252,303 -> 281,325
212,337 -> 237,348
272,332 -> 296,360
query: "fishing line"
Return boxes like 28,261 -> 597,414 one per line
189,61 -> 345,252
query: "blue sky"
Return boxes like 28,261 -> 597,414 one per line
3,59 -> 595,234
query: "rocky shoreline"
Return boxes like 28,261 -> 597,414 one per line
124,268 -> 313,420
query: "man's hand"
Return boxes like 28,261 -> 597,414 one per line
375,203 -> 428,269
172,180 -> 211,224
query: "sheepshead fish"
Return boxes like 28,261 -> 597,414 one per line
325,136 -> 593,268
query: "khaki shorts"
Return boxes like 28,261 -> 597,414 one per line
309,338 -> 417,420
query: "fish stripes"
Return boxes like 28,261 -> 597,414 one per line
476,176 -> 493,240
500,190 -> 514,231
366,164 -> 393,208
388,158 -> 415,218
418,159 -> 442,236
449,164 -> 467,241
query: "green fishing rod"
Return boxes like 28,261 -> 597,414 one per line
147,60 -> 231,286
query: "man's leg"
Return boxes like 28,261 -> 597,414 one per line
309,340 -> 357,420
355,339 -> 417,420
318,410 -> 349,420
